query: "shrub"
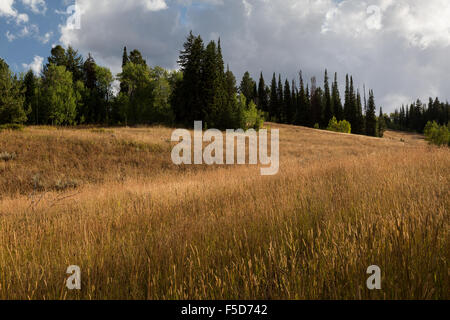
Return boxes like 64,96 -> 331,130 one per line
0,124 -> 24,132
327,117 -> 351,134
424,121 -> 450,146
0,151 -> 17,161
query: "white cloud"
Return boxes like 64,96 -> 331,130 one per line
38,31 -> 53,44
22,55 -> 44,75
0,0 -> 29,24
21,0 -> 47,14
5,30 -> 16,42
58,0 -> 450,112
0,0 -> 16,17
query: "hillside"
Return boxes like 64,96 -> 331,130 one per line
0,124 -> 448,299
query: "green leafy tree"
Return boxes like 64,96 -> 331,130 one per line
117,62 -> 154,124
327,116 -> 351,133
40,65 -> 77,125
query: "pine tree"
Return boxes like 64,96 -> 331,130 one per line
122,47 -> 129,68
120,47 -> 130,95
353,90 -> 364,134
65,46 -> 84,83
0,59 -> 27,124
269,73 -> 278,121
365,90 -> 377,136
258,72 -> 269,113
46,45 -> 67,69
239,71 -> 255,106
323,69 -> 333,126
129,49 -> 147,66
332,72 -> 343,121
173,32 -> 205,125
283,79 -> 292,124
378,107 -> 387,137
23,70 -> 37,124
277,75 -> 284,122
296,71 -> 307,126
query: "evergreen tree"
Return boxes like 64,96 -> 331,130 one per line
23,70 -> 37,124
283,79 -> 292,124
353,90 -> 364,134
332,72 -> 343,121
277,75 -> 284,122
65,46 -> 84,83
174,32 -> 205,125
0,59 -> 27,124
129,49 -> 147,66
258,72 -> 269,113
365,90 -> 377,136
378,107 -> 387,137
46,45 -> 67,70
122,47 -> 129,68
120,47 -> 130,95
296,71 -> 307,126
269,73 -> 278,121
323,69 -> 333,126
239,71 -> 255,106
40,65 -> 77,125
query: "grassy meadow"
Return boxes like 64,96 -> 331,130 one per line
0,124 -> 448,300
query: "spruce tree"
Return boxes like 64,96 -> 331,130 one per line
365,90 -> 377,136
283,79 -> 292,124
332,72 -> 343,121
277,75 -> 284,122
269,73 -> 278,121
258,72 -> 269,113
120,47 -> 130,95
0,59 -> 27,124
323,69 -> 333,126
296,71 -> 307,126
239,71 -> 255,106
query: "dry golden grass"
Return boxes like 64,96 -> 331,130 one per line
0,124 -> 448,300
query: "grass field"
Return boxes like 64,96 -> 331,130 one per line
0,124 -> 448,300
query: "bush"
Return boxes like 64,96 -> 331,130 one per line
327,117 -> 351,134
424,121 -> 450,146
0,151 -> 17,161
0,123 -> 24,131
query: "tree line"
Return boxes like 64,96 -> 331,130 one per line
388,98 -> 449,133
1,32 -> 388,137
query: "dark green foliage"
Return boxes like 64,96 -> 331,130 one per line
0,59 -> 27,124
129,49 -> 147,66
269,73 -> 278,121
365,90 -> 377,137
332,72 -> 343,121
257,72 -> 269,113
378,107 -> 387,138
389,98 -> 449,133
239,71 -> 256,106
323,70 -> 333,127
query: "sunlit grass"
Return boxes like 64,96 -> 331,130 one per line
0,124 -> 448,299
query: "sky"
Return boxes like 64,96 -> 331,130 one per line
1,0 -> 449,113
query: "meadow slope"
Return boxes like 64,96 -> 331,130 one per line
0,124 -> 448,299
